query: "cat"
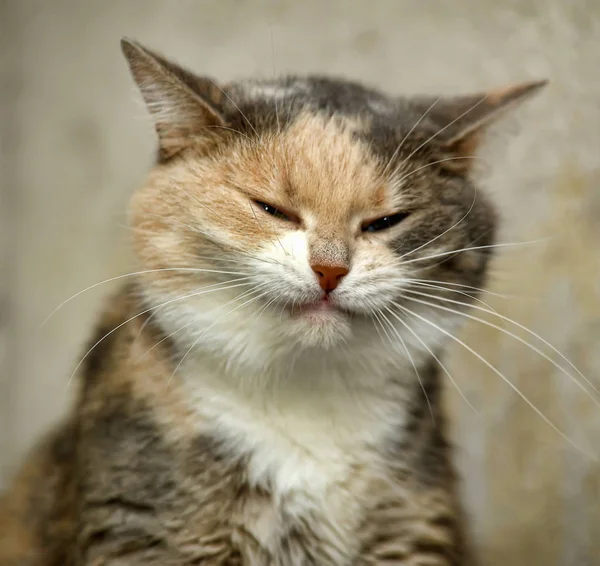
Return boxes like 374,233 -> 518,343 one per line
0,38 -> 546,566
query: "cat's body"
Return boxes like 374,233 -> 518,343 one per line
0,39 -> 545,565
1,286 -> 467,565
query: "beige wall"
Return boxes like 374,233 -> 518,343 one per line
2,1 -> 599,564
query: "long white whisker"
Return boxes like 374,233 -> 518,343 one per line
255,290 -> 286,320
400,238 -> 548,265
396,301 -> 596,460
394,95 -> 487,175
131,276 -> 253,348
404,281 -> 507,326
381,97 -> 440,178
404,278 -> 507,298
394,156 -> 486,188
166,290 -> 268,389
377,309 -> 435,421
138,284 -> 264,361
200,124 -> 253,142
396,188 -> 478,260
385,307 -> 479,415
370,310 -> 388,344
401,291 -> 600,403
66,281 -> 251,390
41,269 -> 252,327
207,79 -> 260,138
269,25 -> 281,136
371,309 -> 395,346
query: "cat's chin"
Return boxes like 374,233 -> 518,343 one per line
281,308 -> 352,349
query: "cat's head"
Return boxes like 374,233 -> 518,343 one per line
122,39 -> 545,375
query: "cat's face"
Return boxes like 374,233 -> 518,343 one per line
123,40 -> 543,373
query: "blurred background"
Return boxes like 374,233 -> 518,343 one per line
1,1 -> 599,564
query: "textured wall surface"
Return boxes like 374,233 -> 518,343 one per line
2,1 -> 599,564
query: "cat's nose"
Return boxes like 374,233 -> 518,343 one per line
311,264 -> 349,292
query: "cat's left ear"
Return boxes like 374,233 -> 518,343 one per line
121,38 -> 227,160
422,80 -> 548,173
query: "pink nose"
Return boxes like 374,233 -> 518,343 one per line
311,264 -> 349,292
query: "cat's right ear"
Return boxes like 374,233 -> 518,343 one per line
121,38 -> 226,160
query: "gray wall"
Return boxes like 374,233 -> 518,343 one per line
2,1 -> 600,564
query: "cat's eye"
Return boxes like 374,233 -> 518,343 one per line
362,212 -> 410,233
254,201 -> 296,223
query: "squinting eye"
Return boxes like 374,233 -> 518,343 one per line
362,212 -> 410,233
254,200 -> 293,222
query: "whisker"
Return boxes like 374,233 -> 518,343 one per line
393,95 -> 487,175
381,97 -> 441,178
404,278 -> 507,298
384,307 -> 479,415
41,268 -> 252,327
254,289 -> 286,321
395,301 -> 596,460
404,281 -> 508,327
165,289 -> 268,389
66,281 -> 251,390
370,310 -> 388,344
269,25 -> 281,136
400,238 -> 549,265
138,284 -> 262,361
279,295 -> 293,318
370,308 -> 395,346
396,188 -> 478,260
200,124 -> 252,142
401,291 -> 600,403
207,79 -> 260,138
131,276 -> 253,348
377,309 -> 435,422
394,156 -> 487,188
403,226 -> 495,270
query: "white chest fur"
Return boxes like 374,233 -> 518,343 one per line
181,356 -> 409,549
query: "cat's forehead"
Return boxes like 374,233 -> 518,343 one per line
227,110 -> 393,216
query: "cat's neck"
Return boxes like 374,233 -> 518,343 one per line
178,349 -> 414,493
